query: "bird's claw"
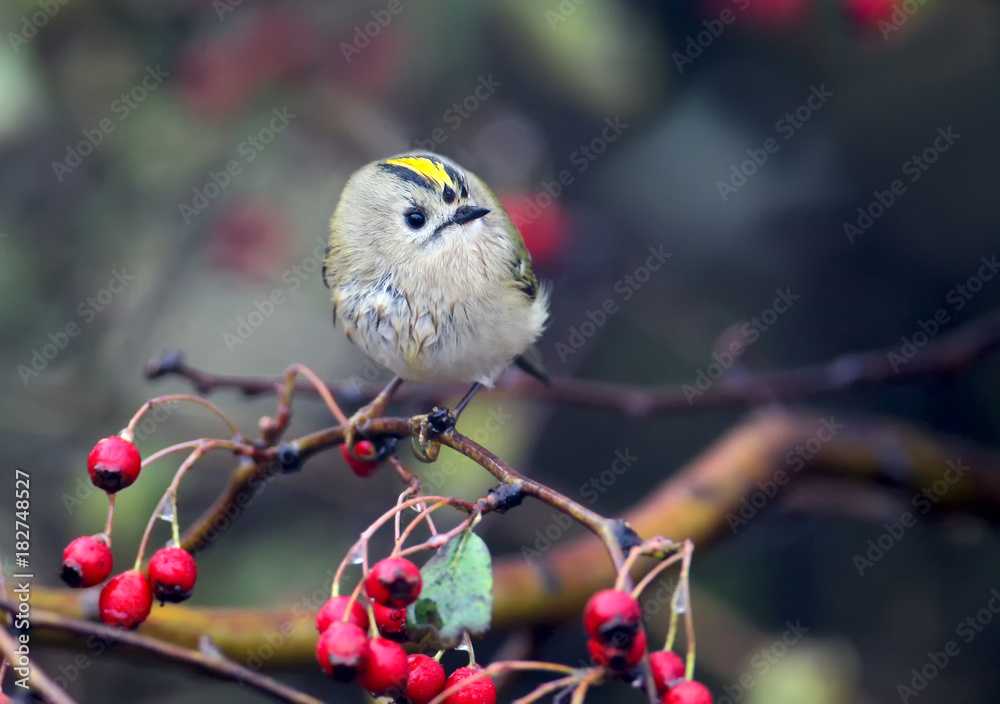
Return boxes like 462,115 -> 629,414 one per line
410,406 -> 453,463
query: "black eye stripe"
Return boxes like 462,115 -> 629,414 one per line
442,186 -> 455,204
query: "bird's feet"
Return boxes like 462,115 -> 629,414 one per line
410,406 -> 455,463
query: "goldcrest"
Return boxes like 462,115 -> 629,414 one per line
324,152 -> 549,389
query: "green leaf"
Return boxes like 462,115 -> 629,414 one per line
407,531 -> 493,646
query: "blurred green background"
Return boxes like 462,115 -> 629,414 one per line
2,0 -> 1000,702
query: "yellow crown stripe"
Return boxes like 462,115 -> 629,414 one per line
385,157 -> 456,191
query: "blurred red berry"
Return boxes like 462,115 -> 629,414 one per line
210,201 -> 289,282
60,535 -> 113,588
357,637 -> 409,696
241,6 -> 320,81
341,440 -> 381,477
316,595 -> 369,633
316,621 -> 368,682
583,589 -> 643,645
500,192 -> 570,268
845,0 -> 898,25
365,557 -> 421,608
88,436 -> 141,494
99,570 -> 153,629
587,628 -> 648,671
327,25 -> 405,99
665,680 -> 714,704
651,650 -> 687,694
179,37 -> 256,120
147,547 -> 198,604
406,654 -> 447,704
373,601 -> 408,641
443,665 -> 497,704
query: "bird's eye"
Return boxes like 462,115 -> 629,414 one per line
405,209 -> 426,229
442,186 -> 455,204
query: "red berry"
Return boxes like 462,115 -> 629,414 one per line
147,547 -> 198,604
665,680 -> 714,704
341,440 -> 381,477
316,621 -> 369,682
845,0 -> 897,25
365,557 -> 422,608
316,595 -> 369,633
99,570 -> 153,629
406,654 -> 447,704
88,436 -> 142,494
373,601 -> 408,642
443,665 -> 497,704
651,650 -> 687,694
357,637 -> 409,696
499,193 -> 570,267
60,535 -> 113,588
587,628 -> 647,671
583,589 -> 643,645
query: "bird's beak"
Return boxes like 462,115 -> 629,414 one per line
452,205 -> 490,226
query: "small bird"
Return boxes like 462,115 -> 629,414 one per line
324,152 -> 549,425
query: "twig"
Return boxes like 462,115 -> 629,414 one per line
25,411 -> 1000,666
0,600 -> 323,704
145,310 -> 1000,416
0,621 -> 76,704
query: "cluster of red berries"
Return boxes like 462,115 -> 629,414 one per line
315,557 -> 497,703
585,589 -> 713,704
59,435 -> 198,629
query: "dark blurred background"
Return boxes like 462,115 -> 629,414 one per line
2,0 -> 1000,702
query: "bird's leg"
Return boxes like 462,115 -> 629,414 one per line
452,382 -> 483,419
412,382 -> 484,463
344,376 -> 404,456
